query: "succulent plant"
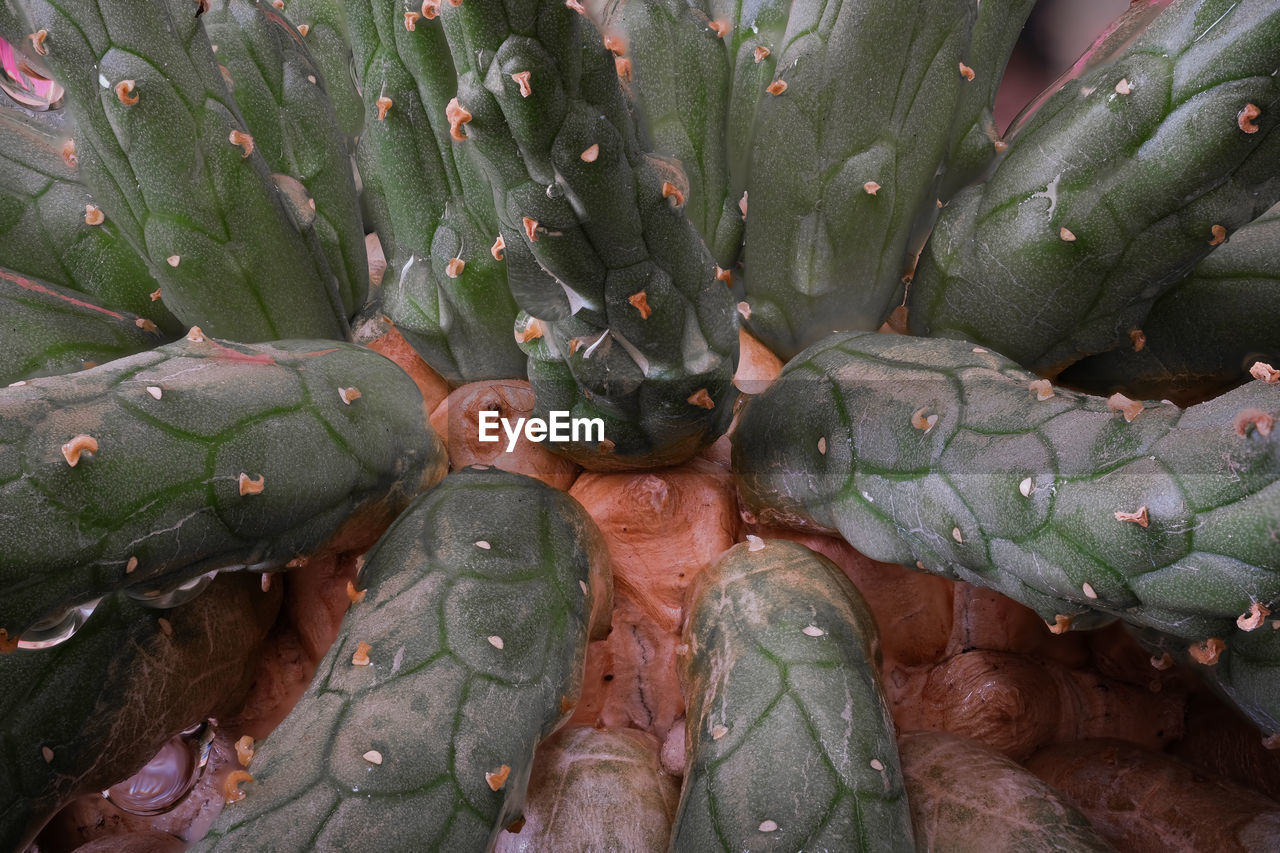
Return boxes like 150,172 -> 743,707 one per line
18,0 -> 358,340
735,331 -> 1280,723
0,266 -> 167,384
442,0 -> 739,468
673,538 -> 913,850
200,0 -> 369,321
194,467 -> 612,851
0,331 -> 445,644
344,0 -> 526,385
907,0 -> 1280,373
275,0 -> 364,141
1059,202 -> 1280,404
1,0 -> 1279,848
0,104 -> 181,334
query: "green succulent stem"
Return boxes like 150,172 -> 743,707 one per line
345,0 -> 526,385
196,468 -> 612,852
201,0 -> 369,320
437,0 -> 738,469
592,0 -> 740,268
13,0 -> 351,340
0,266 -> 170,385
1059,204 -> 1280,405
934,0 -> 1038,201
736,0 -> 984,361
672,538 -> 914,851
734,332 -> 1280,715
907,0 -> 1280,374
0,332 -> 445,643
276,0 -> 365,140
1135,624 -> 1280,736
0,105 -> 179,333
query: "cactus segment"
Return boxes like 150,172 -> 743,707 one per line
439,0 -> 738,468
933,0 -> 1037,201
345,0 -> 526,384
1003,0 -> 1181,142
0,267 -> 170,385
0,573 -> 279,852
908,0 -> 1280,373
13,0 -> 350,341
907,0 -> 1037,296
898,731 -> 1117,851
671,538 -> 914,851
345,0 -> 450,265
275,0 -> 365,140
734,331 -> 1280,654
0,334 -> 446,642
493,726 -> 679,852
378,203 -> 528,384
707,0 -> 787,226
201,0 -> 368,320
0,105 -> 179,332
737,0 -> 982,361
1059,204 -> 1280,405
195,468 -> 612,852
593,0 -> 739,267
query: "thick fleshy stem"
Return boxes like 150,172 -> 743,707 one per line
438,0 -> 738,469
0,332 -> 446,642
194,468 -> 612,852
908,0 -> 1280,374
201,0 -> 369,320
12,0 -> 350,340
345,0 -> 526,384
735,331 -> 1280,727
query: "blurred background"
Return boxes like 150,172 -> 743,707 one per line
996,0 -> 1132,130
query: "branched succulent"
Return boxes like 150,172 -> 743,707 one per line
0,0 -> 1277,849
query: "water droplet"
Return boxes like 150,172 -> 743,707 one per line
0,39 -> 65,109
105,727 -> 205,815
18,598 -> 100,649
127,570 -> 217,608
